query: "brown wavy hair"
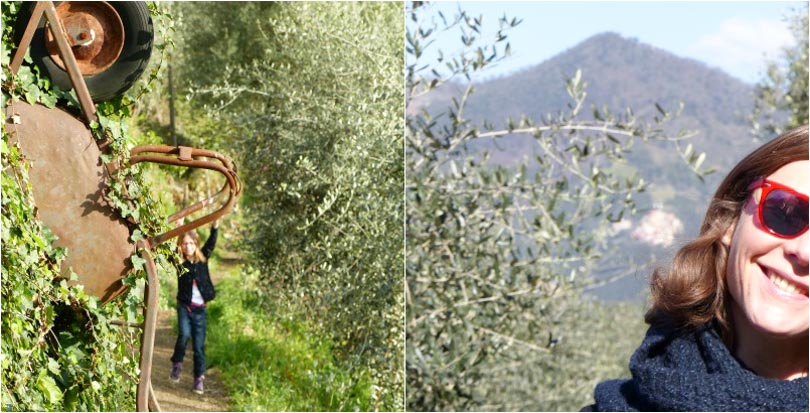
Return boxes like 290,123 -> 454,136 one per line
645,125 -> 809,345
177,230 -> 207,263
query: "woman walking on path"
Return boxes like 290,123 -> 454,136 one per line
170,221 -> 218,395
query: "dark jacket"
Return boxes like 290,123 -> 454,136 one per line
176,227 -> 217,305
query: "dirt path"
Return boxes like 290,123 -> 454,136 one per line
150,257 -> 241,411
151,308 -> 230,411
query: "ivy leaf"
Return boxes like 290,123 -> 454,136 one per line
131,255 -> 147,272
46,357 -> 61,375
24,88 -> 40,105
40,93 -> 58,109
130,229 -> 144,243
36,374 -> 63,405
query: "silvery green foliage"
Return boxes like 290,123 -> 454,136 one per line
748,5 -> 808,140
406,3 -> 711,410
172,3 -> 404,410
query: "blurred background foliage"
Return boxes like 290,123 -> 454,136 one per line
405,2 -> 807,411
748,4 -> 809,137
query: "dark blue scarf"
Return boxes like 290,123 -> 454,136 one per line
593,323 -> 808,411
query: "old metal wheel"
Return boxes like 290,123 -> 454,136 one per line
20,1 -> 154,102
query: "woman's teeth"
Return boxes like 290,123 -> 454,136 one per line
768,273 -> 807,296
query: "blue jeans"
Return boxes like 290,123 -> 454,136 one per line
170,303 -> 207,378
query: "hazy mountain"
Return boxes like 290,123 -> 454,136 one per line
412,32 -> 765,301
466,32 -> 758,173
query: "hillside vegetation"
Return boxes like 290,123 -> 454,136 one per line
411,31 -> 766,302
406,4 -> 727,411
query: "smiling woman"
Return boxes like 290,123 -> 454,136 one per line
721,160 -> 808,380
587,126 -> 809,411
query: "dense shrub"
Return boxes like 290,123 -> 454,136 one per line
405,4 -> 709,410
170,3 -> 404,409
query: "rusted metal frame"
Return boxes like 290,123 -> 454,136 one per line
148,382 -> 161,412
126,148 -> 241,411
41,1 -> 97,123
168,185 -> 229,223
127,158 -> 237,189
131,145 -> 240,172
109,320 -> 145,329
129,146 -> 240,185
126,154 -> 238,195
127,147 -> 241,247
9,2 -> 48,74
130,145 -> 243,202
8,5 -> 235,412
135,240 -> 159,412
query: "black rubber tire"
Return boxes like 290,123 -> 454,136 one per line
22,1 -> 154,102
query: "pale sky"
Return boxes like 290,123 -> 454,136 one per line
420,1 -> 803,84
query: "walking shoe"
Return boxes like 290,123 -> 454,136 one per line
170,362 -> 182,383
193,375 -> 204,395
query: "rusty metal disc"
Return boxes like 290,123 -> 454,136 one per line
44,2 -> 125,76
4,100 -> 134,303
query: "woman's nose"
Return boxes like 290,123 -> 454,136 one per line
784,232 -> 809,276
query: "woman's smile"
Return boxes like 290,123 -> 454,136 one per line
759,263 -> 809,300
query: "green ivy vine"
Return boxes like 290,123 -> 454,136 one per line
1,2 -> 177,410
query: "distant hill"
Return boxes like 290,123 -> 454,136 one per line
411,32 -> 764,301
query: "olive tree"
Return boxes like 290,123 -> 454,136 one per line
749,4 -> 809,138
406,3 -> 710,410
171,2 -> 404,410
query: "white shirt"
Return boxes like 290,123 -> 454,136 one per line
191,280 -> 205,305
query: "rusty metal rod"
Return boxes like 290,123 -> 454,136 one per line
125,145 -> 241,408
167,185 -> 228,223
42,1 -> 97,123
148,381 -> 161,412
127,155 -> 239,197
9,2 -> 47,74
109,320 -> 145,329
129,155 -> 236,178
127,146 -> 242,248
135,241 -> 159,412
130,145 -> 240,172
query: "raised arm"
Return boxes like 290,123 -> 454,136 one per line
201,222 -> 218,258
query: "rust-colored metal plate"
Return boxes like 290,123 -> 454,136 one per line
44,1 -> 124,76
5,100 -> 133,302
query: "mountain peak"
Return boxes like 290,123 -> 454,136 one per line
458,28 -> 755,189
581,31 -> 631,43
480,30 -> 749,103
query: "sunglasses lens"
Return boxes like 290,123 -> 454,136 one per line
762,189 -> 809,237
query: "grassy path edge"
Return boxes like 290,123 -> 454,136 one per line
203,259 -> 373,411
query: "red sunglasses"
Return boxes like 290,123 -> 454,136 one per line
747,179 -> 809,239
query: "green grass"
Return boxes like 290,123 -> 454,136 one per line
204,260 -> 373,411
